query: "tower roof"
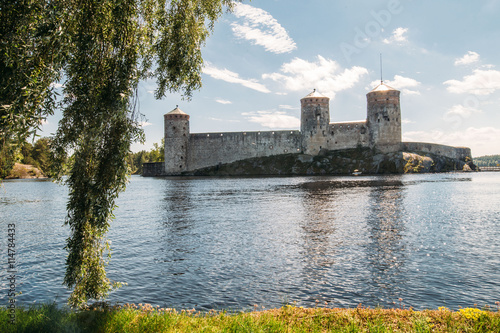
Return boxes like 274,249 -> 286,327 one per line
166,106 -> 188,115
369,82 -> 398,92
301,89 -> 329,99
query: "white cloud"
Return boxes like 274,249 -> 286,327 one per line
403,127 -> 500,156
263,56 -> 368,98
215,99 -> 232,105
384,75 -> 420,88
370,75 -> 421,94
401,119 -> 414,124
242,110 -> 300,129
279,104 -> 298,110
231,4 -> 296,54
203,63 -> 270,93
444,69 -> 500,95
139,121 -> 152,127
402,89 -> 421,95
445,104 -> 482,118
454,51 -> 480,66
383,27 -> 408,44
208,117 -> 240,123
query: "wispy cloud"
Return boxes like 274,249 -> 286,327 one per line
203,63 -> 270,93
383,27 -> 408,44
231,4 -> 296,54
455,51 -> 480,66
215,99 -> 232,105
242,110 -> 300,128
445,104 -> 482,118
444,69 -> 500,95
263,56 -> 368,98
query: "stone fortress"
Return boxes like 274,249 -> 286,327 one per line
144,81 -> 472,176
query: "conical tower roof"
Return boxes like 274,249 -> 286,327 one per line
165,105 -> 189,120
369,82 -> 398,93
166,105 -> 188,115
301,89 -> 329,99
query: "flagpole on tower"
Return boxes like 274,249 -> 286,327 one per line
380,53 -> 383,84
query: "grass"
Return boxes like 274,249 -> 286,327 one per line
1,303 -> 500,332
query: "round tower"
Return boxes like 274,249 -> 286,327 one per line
300,89 -> 330,155
164,106 -> 190,174
366,83 -> 402,152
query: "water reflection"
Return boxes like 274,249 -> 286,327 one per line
162,179 -> 194,233
364,177 -> 407,306
158,180 -> 195,274
294,177 -> 408,308
5,174 -> 499,311
295,179 -> 341,306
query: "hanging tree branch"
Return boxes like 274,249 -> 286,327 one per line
1,0 -> 237,308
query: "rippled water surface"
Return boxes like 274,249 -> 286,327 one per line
1,173 -> 499,310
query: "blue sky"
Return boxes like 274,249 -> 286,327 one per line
43,0 -> 500,157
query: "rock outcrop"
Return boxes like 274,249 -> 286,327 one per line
188,148 -> 473,176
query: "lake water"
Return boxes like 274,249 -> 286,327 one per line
1,173 -> 499,311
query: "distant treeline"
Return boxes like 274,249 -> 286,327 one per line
474,154 -> 500,167
0,137 -> 56,178
127,140 -> 164,175
0,138 -> 164,178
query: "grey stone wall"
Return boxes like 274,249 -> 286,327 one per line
325,121 -> 369,150
143,162 -> 165,176
186,130 -> 302,172
402,142 -> 471,161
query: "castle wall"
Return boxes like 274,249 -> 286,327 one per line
143,162 -> 165,177
186,130 -> 302,171
157,85 -> 472,176
402,142 -> 471,161
324,121 -> 369,150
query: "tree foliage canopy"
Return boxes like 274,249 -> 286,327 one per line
1,0 -> 236,307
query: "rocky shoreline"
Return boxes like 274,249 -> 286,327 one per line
188,147 -> 476,176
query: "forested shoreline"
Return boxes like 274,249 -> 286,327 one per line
0,138 -> 165,178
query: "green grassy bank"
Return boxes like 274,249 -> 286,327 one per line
2,303 -> 500,332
